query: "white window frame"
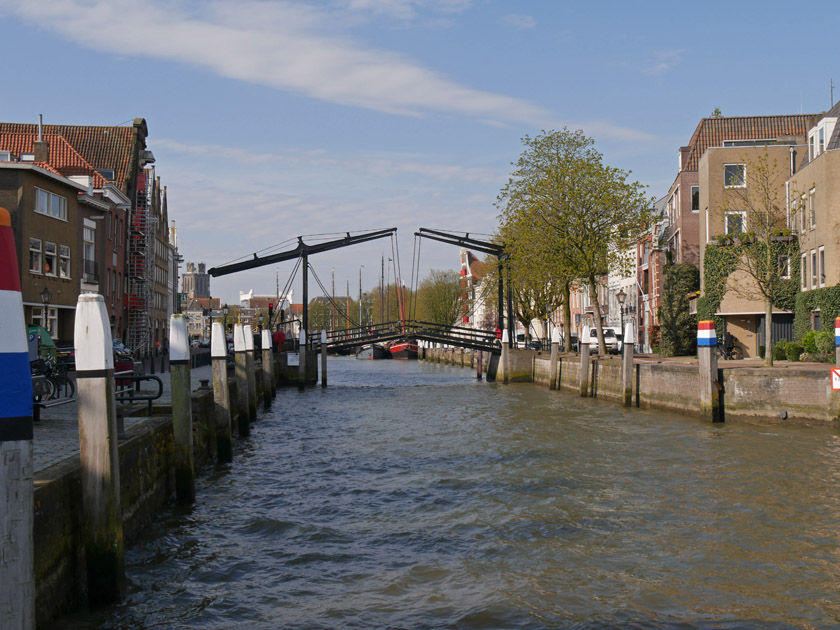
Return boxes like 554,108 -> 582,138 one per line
29,237 -> 42,274
691,186 -> 700,212
724,163 -> 746,188
809,188 -> 816,229
819,246 -> 826,287
725,210 -> 746,235
34,187 -> 67,221
44,241 -> 57,277
779,255 -> 791,280
811,249 -> 818,288
59,244 -> 71,279
801,253 -> 808,290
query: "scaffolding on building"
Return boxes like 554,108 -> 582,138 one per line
126,167 -> 157,357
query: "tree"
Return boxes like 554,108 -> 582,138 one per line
415,269 -> 465,327
497,128 -> 652,353
716,151 -> 800,367
658,262 -> 699,357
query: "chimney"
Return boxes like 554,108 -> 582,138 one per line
33,114 -> 49,162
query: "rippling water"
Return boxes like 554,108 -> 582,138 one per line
53,358 -> 840,629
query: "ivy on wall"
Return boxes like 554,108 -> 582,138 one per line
698,238 -> 800,338
794,285 -> 840,340
658,262 -> 699,356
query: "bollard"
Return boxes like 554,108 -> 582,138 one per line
621,322 -> 636,407
321,330 -> 328,388
835,318 -> 840,367
500,330 -> 510,385
261,329 -> 273,411
75,293 -> 126,605
169,315 -> 195,503
244,326 -> 258,422
0,207 -> 35,629
549,328 -> 560,391
211,322 -> 232,463
698,320 -> 722,422
233,324 -> 250,437
579,326 -> 591,397
298,328 -> 307,391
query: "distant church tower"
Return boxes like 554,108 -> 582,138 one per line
182,261 -> 211,299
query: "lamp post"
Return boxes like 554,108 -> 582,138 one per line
616,288 -> 627,340
40,286 -> 52,335
222,305 -> 230,333
258,313 -> 264,332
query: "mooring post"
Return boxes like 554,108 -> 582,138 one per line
835,318 -> 840,367
210,322 -> 232,463
0,207 -> 35,630
244,325 -> 258,422
548,328 -> 560,391
698,320 -> 722,422
500,330 -> 511,384
476,349 -> 483,380
298,328 -> 307,392
169,314 -> 195,503
579,326 -> 591,397
261,329 -> 273,410
75,292 -> 126,605
321,330 -> 328,388
233,324 -> 250,437
621,322 -> 636,407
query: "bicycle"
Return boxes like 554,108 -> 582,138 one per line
31,356 -> 75,400
717,343 -> 743,360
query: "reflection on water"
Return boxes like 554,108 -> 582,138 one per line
51,357 -> 840,629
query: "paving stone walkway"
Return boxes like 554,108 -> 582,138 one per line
33,364 -> 213,473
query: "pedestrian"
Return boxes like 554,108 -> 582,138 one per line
272,325 -> 286,351
724,331 -> 734,359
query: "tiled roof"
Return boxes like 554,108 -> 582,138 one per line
682,114 -> 818,171
0,120 -> 145,192
0,133 -> 106,187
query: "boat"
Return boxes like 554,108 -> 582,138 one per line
356,344 -> 391,360
389,339 -> 418,360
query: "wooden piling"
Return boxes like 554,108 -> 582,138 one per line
169,314 -> 195,504
261,330 -> 273,410
320,330 -> 328,388
549,328 -> 560,390
621,322 -> 635,407
698,321 -> 722,422
233,324 -> 250,437
476,350 -> 483,380
500,330 -> 511,385
74,293 -> 126,605
298,328 -> 307,391
579,326 -> 591,397
244,325 -> 258,422
211,321 -> 232,463
0,206 -> 35,630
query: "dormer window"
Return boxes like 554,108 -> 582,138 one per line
819,127 -> 825,153
97,168 -> 116,181
0,150 -> 11,161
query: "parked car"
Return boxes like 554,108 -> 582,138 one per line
589,327 -> 621,354
524,339 -> 543,351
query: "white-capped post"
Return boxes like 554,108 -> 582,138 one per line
549,327 -> 560,391
233,324 -> 250,437
211,322 -> 232,462
0,206 -> 36,629
75,292 -> 126,605
261,329 -> 273,410
500,329 -> 510,385
169,314 -> 195,504
320,330 -> 328,388
244,325 -> 257,422
622,322 -> 636,407
579,325 -> 591,397
298,328 -> 307,391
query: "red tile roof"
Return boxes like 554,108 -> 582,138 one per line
682,114 -> 819,171
0,120 -> 145,193
0,133 -> 106,187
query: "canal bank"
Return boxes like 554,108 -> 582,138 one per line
419,344 -> 840,426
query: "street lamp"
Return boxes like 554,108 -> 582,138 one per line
258,313 -> 264,331
222,305 -> 230,332
616,288 -> 627,339
40,286 -> 52,334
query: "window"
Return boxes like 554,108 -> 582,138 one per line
809,189 -> 816,228
59,245 -> 70,279
691,186 -> 699,212
801,253 -> 808,290
819,246 -> 826,286
779,255 -> 790,279
32,306 -> 57,338
29,238 -> 42,274
724,164 -> 746,188
34,187 -> 67,220
83,225 -> 96,283
811,250 -> 817,288
725,211 -> 746,235
44,242 -> 57,276
801,253 -> 808,289
819,127 -> 825,154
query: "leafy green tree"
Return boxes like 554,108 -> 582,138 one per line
415,269 -> 465,327
658,263 -> 699,356
497,128 -> 652,353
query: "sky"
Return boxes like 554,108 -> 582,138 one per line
2,0 -> 838,305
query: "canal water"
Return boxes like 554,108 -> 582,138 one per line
53,358 -> 840,629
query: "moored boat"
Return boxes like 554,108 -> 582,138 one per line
389,339 -> 418,360
356,344 -> 391,360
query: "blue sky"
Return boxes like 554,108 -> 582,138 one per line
2,0 -> 837,305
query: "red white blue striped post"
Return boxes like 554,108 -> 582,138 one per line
835,318 -> 840,366
697,320 -> 717,347
0,206 -> 35,629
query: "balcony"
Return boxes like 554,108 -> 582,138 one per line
82,258 -> 99,283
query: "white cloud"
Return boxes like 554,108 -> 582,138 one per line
644,48 -> 686,75
501,13 -> 536,30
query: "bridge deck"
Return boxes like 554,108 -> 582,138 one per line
309,321 -> 501,354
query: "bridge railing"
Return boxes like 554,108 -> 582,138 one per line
308,320 -> 501,353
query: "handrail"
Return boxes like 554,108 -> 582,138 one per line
115,373 -> 164,415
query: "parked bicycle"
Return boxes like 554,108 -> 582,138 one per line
717,333 -> 743,360
31,355 -> 75,400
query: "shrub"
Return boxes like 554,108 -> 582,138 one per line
773,339 -> 787,361
815,331 -> 835,356
758,345 -> 765,359
785,341 -> 803,362
802,330 -> 819,354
